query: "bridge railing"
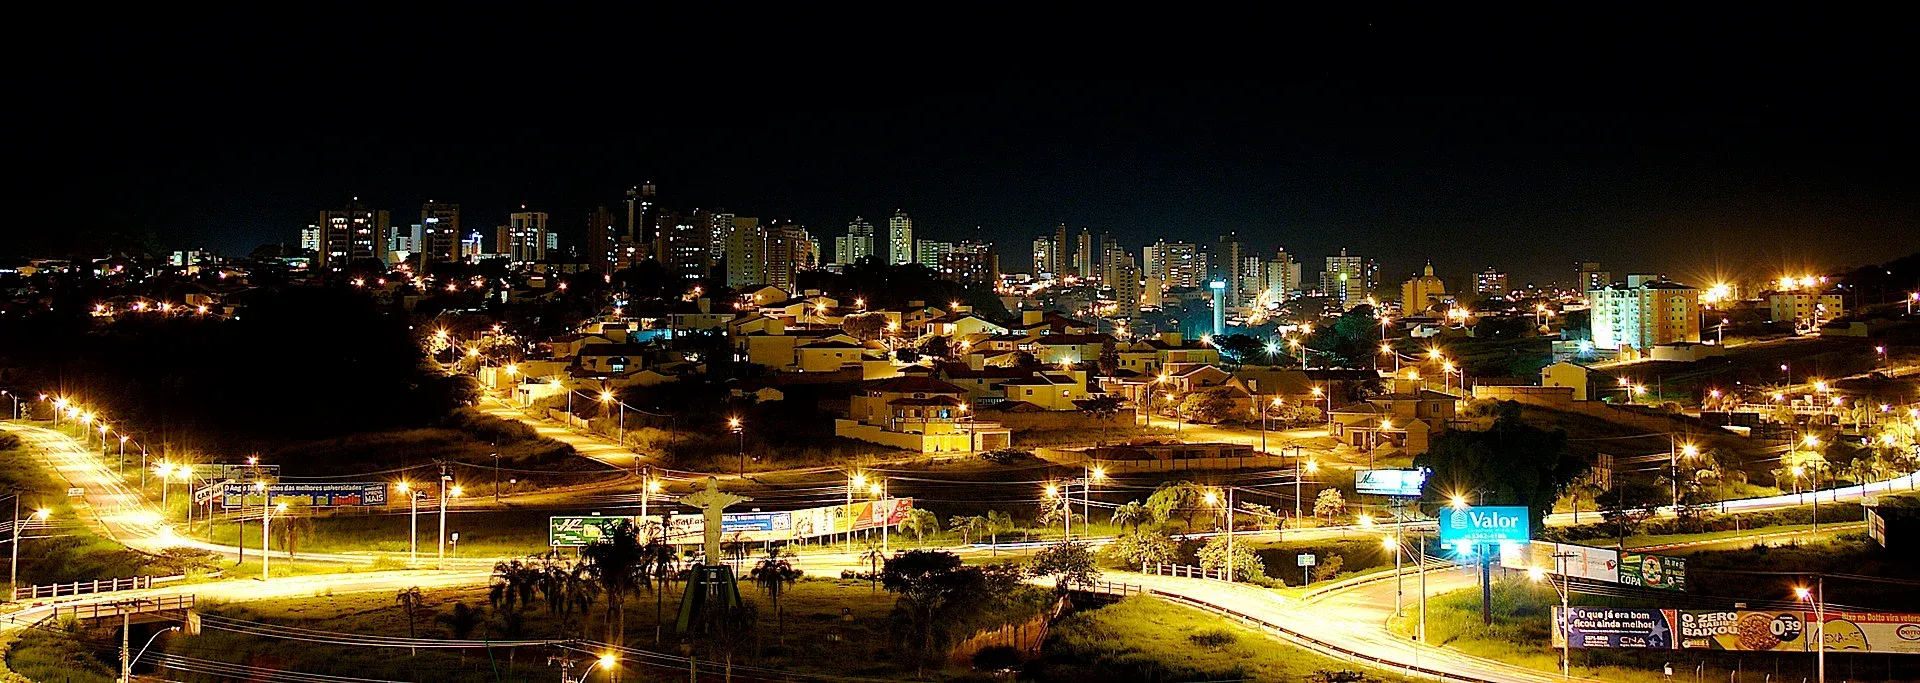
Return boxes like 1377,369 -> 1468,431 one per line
11,575 -> 177,601
1143,562 -> 1229,582
1065,580 -> 1145,599
50,594 -> 195,621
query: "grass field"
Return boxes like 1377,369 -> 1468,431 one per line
12,576 -> 959,682
1030,595 -> 1416,682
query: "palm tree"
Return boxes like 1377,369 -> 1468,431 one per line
750,546 -> 802,644
948,515 -> 987,545
565,563 -> 601,640
1110,500 -> 1150,533
395,586 -> 425,656
489,558 -> 540,615
899,508 -> 939,545
438,601 -> 485,639
580,520 -> 656,647
984,510 -> 1014,554
646,538 -> 678,645
858,539 -> 887,593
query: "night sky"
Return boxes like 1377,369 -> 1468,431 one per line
18,30 -> 1918,288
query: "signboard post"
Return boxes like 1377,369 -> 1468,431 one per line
1439,505 -> 1531,625
1355,469 -> 1429,497
219,482 -> 387,509
1297,553 -> 1316,586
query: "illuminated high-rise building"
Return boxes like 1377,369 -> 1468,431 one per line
1589,275 -> 1700,352
1320,247 -> 1374,309
586,205 -> 618,274
498,209 -> 549,264
1475,267 -> 1509,297
314,199 -> 390,273
887,210 -> 914,265
835,216 -> 876,266
725,217 -> 768,287
766,223 -> 816,290
418,201 -> 462,269
940,241 -> 998,286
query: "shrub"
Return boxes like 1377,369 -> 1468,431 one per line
1188,630 -> 1236,648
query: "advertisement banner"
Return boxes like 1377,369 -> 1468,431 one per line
1619,552 -> 1687,591
1355,469 -> 1428,497
219,482 -> 386,509
1678,610 -> 1920,654
549,516 -> 636,547
203,463 -> 281,481
1500,542 -> 1620,584
1438,505 -> 1531,547
1554,607 -> 1677,649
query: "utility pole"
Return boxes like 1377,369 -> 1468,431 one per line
119,609 -> 130,683
438,460 -> 450,562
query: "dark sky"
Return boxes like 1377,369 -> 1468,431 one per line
18,22 -> 1918,288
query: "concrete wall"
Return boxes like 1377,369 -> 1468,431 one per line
984,408 -> 1135,431
1471,385 -> 1575,409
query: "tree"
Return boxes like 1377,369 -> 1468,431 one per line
1310,555 -> 1345,582
1596,481 -> 1664,546
918,335 -> 953,361
1237,501 -> 1282,531
395,586 -> 426,656
1108,527 -> 1178,568
881,550 -> 982,672
1178,388 -> 1239,423
1198,535 -> 1265,582
1146,481 -> 1205,530
1097,343 -> 1121,377
949,515 -> 987,545
579,520 -> 660,646
1029,541 -> 1100,592
900,508 -> 940,544
1212,334 -> 1264,367
1313,488 -> 1346,524
842,313 -> 890,342
489,558 -> 541,616
1079,394 -> 1124,441
859,539 -> 888,592
437,602 -> 485,640
1110,501 -> 1151,533
277,499 -> 315,560
984,510 -> 1014,551
1413,401 -> 1587,530
751,546 -> 802,644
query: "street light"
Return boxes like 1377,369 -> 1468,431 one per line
1528,552 -> 1576,680
1384,531 -> 1429,647
8,500 -> 50,588
730,417 -> 746,475
262,502 -> 287,580
125,625 -> 181,683
1796,579 -> 1827,683
397,481 -> 422,565
439,475 -> 460,562
602,391 -> 624,446
846,473 -> 867,552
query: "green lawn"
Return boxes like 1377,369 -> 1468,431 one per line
1031,595 -> 1417,682
107,577 -> 948,682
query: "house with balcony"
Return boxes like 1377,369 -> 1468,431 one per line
836,376 -> 1012,452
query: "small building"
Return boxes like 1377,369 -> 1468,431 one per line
837,376 -> 1012,452
1540,361 -> 1604,401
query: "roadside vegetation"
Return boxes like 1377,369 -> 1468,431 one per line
1033,596 -> 1414,682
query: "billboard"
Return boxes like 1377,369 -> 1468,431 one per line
219,482 -> 386,509
1618,552 -> 1687,591
1355,469 -> 1428,497
1554,607 -> 1677,649
549,516 -> 638,547
1438,505 -> 1530,547
1564,608 -> 1920,654
548,499 -> 916,547
1500,542 -> 1620,584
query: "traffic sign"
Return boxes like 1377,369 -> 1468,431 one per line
1438,505 -> 1530,546
1297,554 -> 1316,567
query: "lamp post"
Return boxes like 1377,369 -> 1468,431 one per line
568,654 -> 619,683
124,625 -> 180,683
1796,580 -> 1827,683
1311,386 -> 1330,427
117,435 -> 128,476
640,470 -> 660,539
730,417 -> 745,475
9,498 -> 51,588
1261,397 -> 1282,454
439,475 -> 460,562
1529,553 -> 1576,680
1084,465 -> 1105,538
1164,392 -> 1182,434
846,473 -> 866,553
398,482 -> 420,565
262,502 -> 286,580
157,463 -> 174,507
602,391 -> 624,446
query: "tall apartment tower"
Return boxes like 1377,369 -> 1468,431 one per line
836,216 -> 877,266
1051,223 -> 1068,280
586,205 -> 618,275
1321,247 -> 1371,309
1475,267 -> 1509,297
417,202 -> 461,268
655,210 -> 711,281
1266,247 -> 1301,299
499,209 -> 549,264
707,211 -> 735,264
725,217 -> 769,287
1216,233 -> 1245,305
766,223 -> 816,290
315,198 -> 390,273
887,210 -> 914,265
624,184 -> 658,258
1576,261 -> 1611,293
915,239 -> 953,270
1031,237 -> 1054,277
1589,275 -> 1701,352
1074,227 -> 1094,279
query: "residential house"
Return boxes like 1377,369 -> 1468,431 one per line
794,339 -> 867,373
735,284 -> 790,308
1329,390 -> 1458,455
999,371 -> 1096,411
837,376 -> 1013,452
1027,333 -> 1115,365
1541,361 -> 1604,401
921,312 -> 1009,340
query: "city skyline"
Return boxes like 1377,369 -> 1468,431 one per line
21,79 -> 1918,286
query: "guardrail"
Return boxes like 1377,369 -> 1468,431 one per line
1066,580 -> 1145,599
50,594 -> 195,621
1143,562 -> 1230,581
11,575 -> 176,601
